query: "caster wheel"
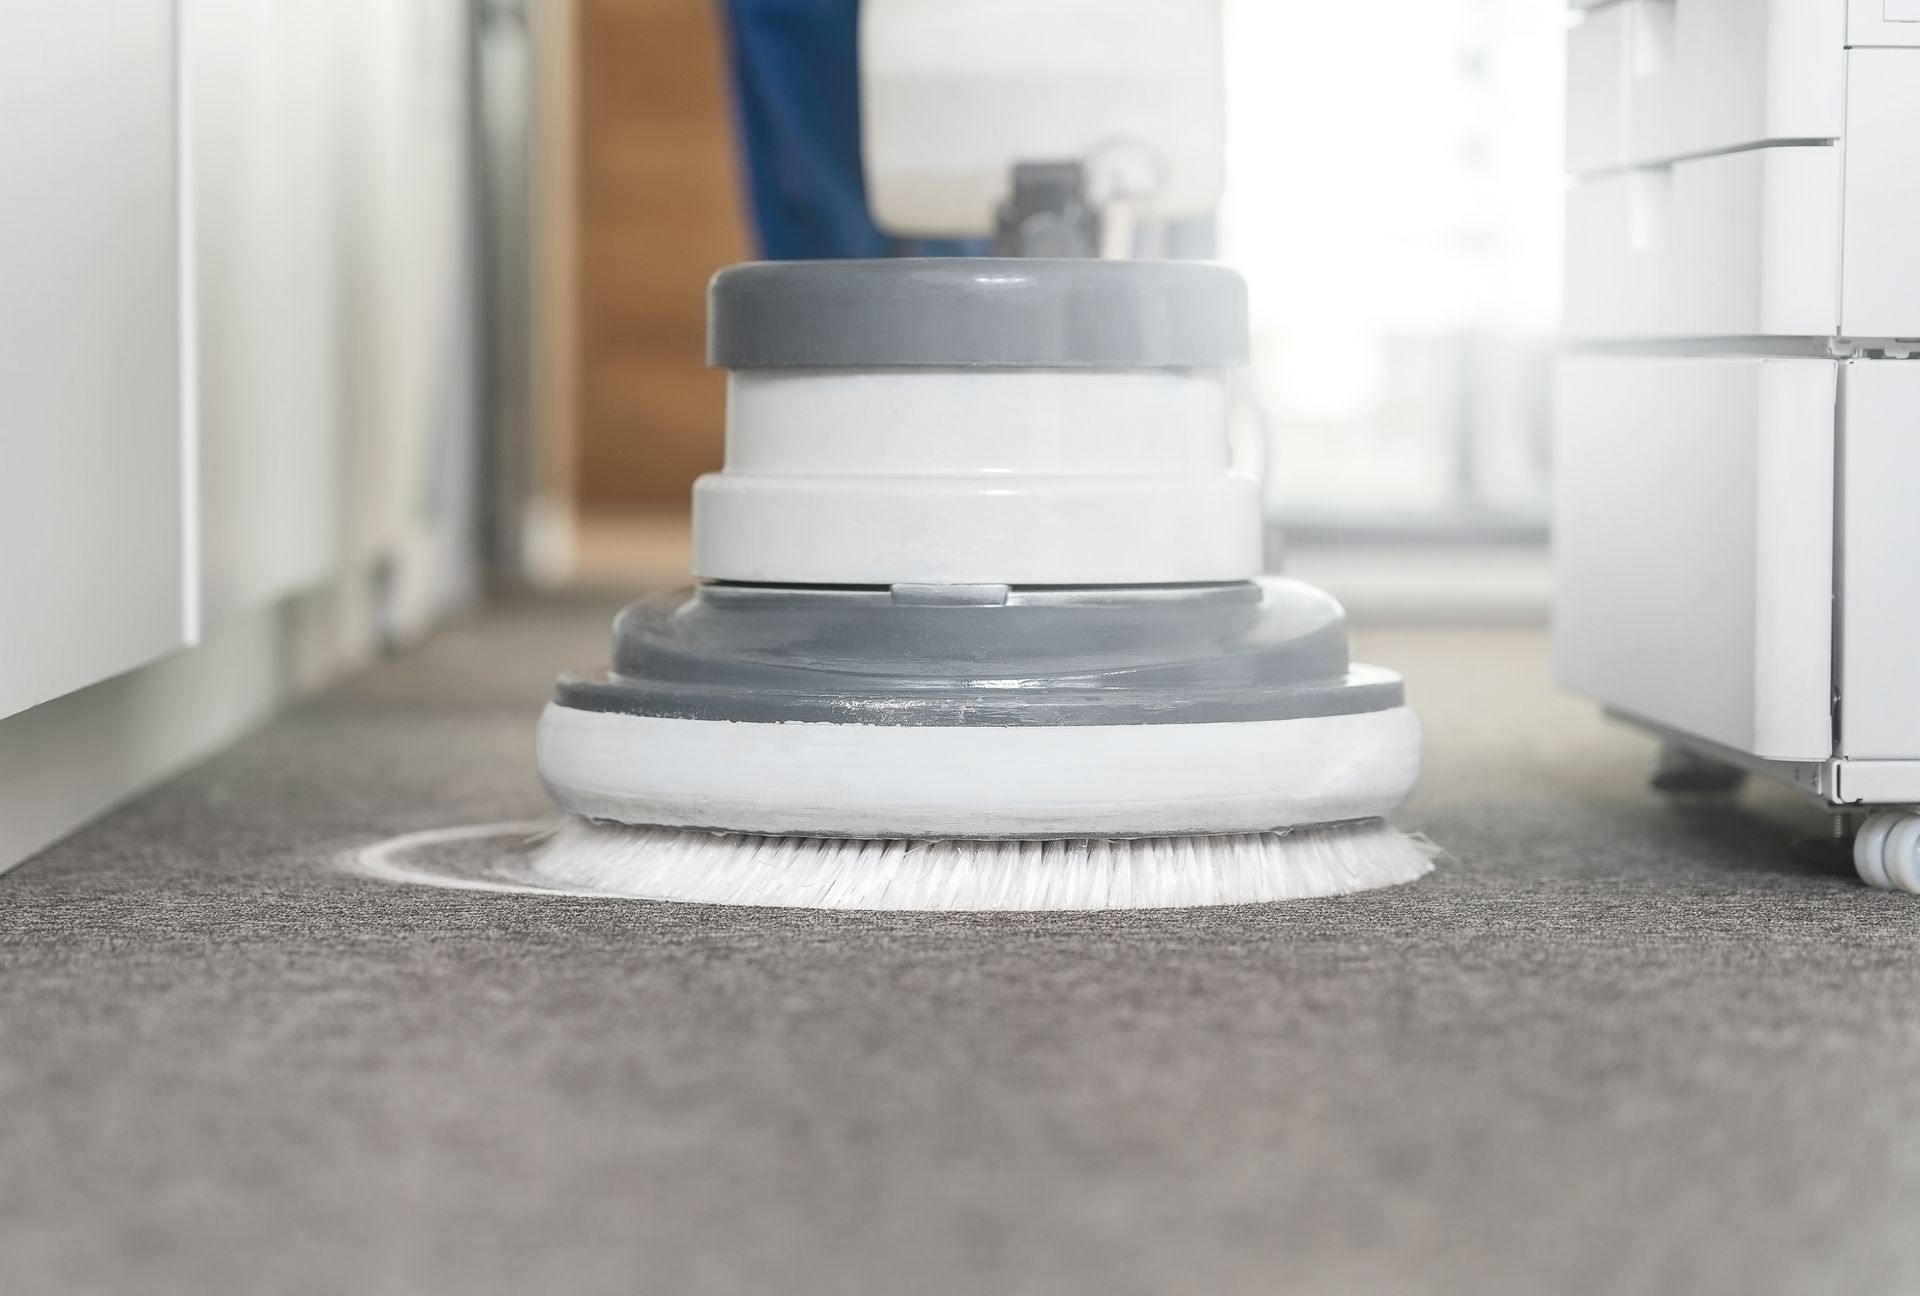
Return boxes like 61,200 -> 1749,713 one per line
1853,811 -> 1897,888
1853,810 -> 1920,891
1886,816 -> 1920,892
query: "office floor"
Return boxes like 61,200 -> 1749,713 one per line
5,593 -> 1919,1296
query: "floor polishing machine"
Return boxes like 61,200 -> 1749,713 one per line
529,259 -> 1430,909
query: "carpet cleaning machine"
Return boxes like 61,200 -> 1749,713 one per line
528,0 -> 1433,909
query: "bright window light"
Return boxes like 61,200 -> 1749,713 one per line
1219,0 -> 1567,534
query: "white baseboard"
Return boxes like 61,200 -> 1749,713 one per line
0,576 -> 389,875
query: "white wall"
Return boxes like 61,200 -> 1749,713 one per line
0,0 -> 479,872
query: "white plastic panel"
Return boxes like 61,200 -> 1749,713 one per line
1567,0 -> 1845,174
723,370 -> 1230,476
1555,356 -> 1836,761
1628,0 -> 1844,165
190,0 -> 342,628
1565,2 -> 1629,174
1834,761 -> 1920,805
0,3 -> 187,721
1839,49 -> 1920,339
1563,145 -> 1842,338
1839,361 -> 1920,760
698,368 -> 1260,584
860,0 -> 1224,236
332,0 -> 478,638
1850,0 -> 1920,45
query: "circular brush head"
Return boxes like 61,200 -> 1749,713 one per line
523,818 -> 1437,911
346,818 -> 1437,911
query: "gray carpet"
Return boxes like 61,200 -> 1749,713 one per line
4,594 -> 1916,1296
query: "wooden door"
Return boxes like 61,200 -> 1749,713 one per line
575,0 -> 750,509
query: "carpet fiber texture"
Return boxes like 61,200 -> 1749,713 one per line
3,595 -> 1916,1296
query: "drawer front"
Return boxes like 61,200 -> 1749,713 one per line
1554,356 -> 1836,761
1840,361 -> 1920,759
1851,0 -> 1920,45
1564,145 -> 1841,338
1566,0 -> 1844,174
1840,49 -> 1920,338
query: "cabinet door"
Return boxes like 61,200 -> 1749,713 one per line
0,3 -> 186,721
1555,356 -> 1836,762
1840,362 -> 1920,760
191,0 -> 341,626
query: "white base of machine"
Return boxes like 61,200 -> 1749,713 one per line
536,703 -> 1422,839
1611,709 -> 1920,894
1612,708 -> 1920,807
696,369 -> 1263,586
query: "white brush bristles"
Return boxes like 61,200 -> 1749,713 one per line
523,818 -> 1437,911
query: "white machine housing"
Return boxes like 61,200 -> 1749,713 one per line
694,368 -> 1261,585
858,0 -> 1225,237
1554,1 -> 1920,813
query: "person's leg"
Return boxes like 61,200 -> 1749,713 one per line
715,0 -> 982,259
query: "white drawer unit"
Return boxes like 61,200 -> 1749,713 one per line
1563,3 -> 1920,342
1558,2 -> 1920,881
1566,0 -> 1845,175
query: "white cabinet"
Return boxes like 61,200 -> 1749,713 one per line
194,0 -> 476,638
1557,354 -> 1920,777
1558,3 -> 1920,820
0,3 -> 187,721
190,0 -> 343,627
1561,8 -> 1920,346
0,0 -> 479,874
1564,11 -> 1920,343
0,0 -> 475,729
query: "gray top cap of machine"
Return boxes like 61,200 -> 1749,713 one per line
708,258 -> 1248,370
